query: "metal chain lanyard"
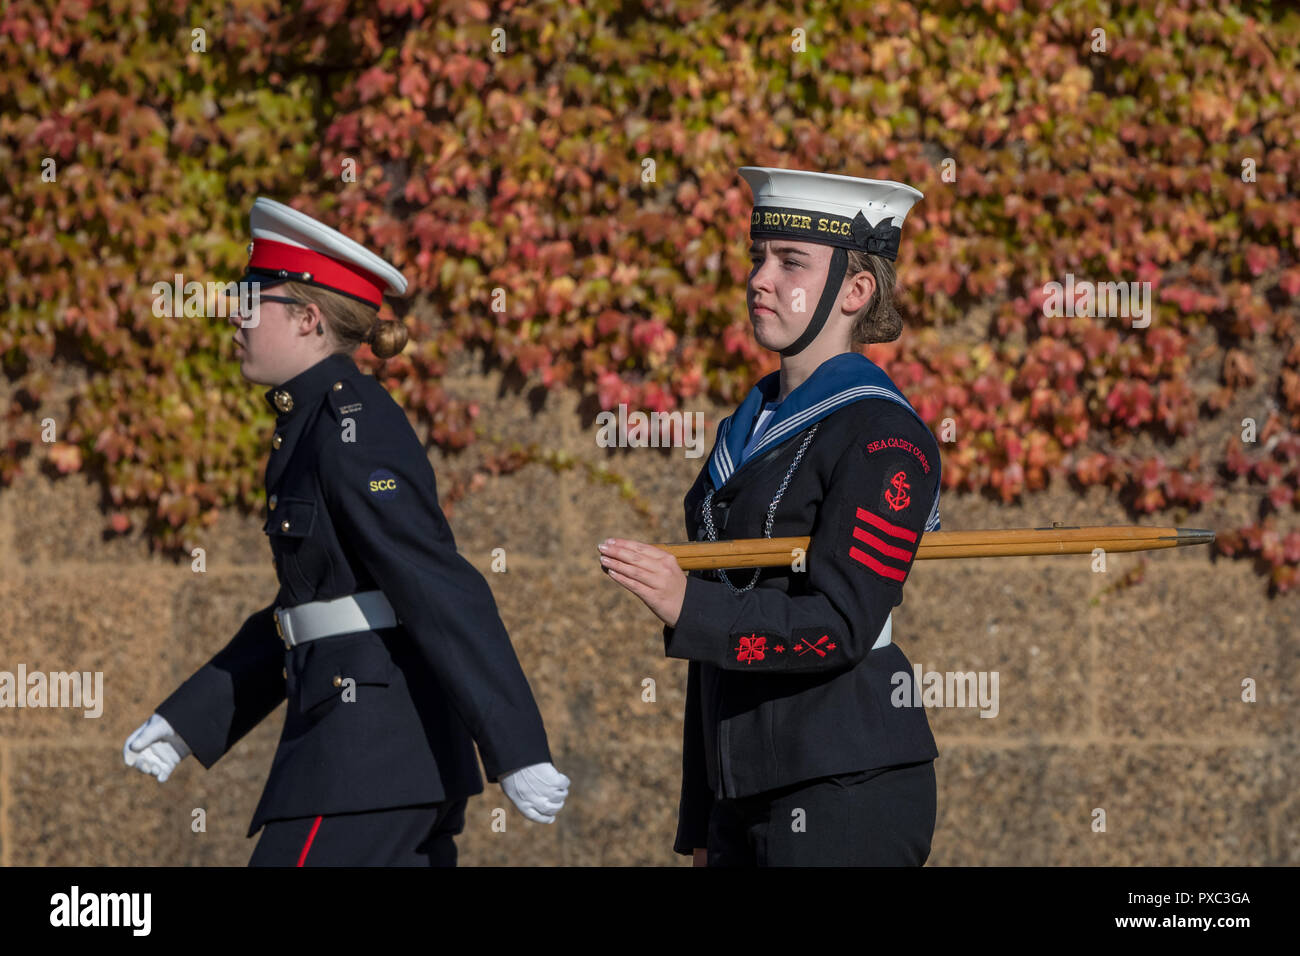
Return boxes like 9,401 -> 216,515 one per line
699,422 -> 820,594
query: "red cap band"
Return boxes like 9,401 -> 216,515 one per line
248,238 -> 386,307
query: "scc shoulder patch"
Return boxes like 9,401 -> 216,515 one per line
729,628 -> 840,666
368,468 -> 398,499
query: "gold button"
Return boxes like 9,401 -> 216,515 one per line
282,667 -> 287,680
332,675 -> 342,687
269,494 -> 278,510
332,381 -> 343,391
273,389 -> 294,414
272,433 -> 282,449
281,519 -> 290,532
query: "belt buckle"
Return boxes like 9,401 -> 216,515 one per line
274,607 -> 294,649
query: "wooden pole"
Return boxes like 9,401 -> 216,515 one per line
655,526 -> 1215,571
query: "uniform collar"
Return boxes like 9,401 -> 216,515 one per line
264,352 -> 359,422
706,351 -> 943,531
709,351 -> 923,485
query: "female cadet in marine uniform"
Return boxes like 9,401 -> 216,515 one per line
600,167 -> 942,866
123,197 -> 569,866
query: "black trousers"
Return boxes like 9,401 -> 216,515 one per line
706,759 -> 937,866
248,800 -> 468,867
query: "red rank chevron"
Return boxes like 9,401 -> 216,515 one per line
848,506 -> 917,582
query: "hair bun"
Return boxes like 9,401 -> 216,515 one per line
367,316 -> 410,359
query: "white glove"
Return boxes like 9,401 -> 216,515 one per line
500,761 -> 570,823
123,713 -> 192,783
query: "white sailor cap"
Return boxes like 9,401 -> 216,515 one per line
739,167 -> 923,261
237,197 -> 408,308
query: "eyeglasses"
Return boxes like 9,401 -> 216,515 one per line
224,291 -> 304,307
228,294 -> 304,319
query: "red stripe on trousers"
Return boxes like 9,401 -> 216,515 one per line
855,507 -> 917,542
296,815 -> 323,867
852,525 -> 915,561
849,546 -> 907,581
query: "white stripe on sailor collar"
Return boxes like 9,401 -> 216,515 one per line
711,385 -> 919,485
716,417 -> 735,475
705,375 -> 943,535
751,385 -> 917,457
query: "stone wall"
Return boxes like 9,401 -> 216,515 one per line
1,350 -> 1294,866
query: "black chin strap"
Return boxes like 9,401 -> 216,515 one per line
779,246 -> 848,357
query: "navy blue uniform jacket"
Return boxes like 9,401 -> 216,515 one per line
666,384 -> 941,855
156,352 -> 551,836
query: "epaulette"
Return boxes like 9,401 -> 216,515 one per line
324,374 -> 367,425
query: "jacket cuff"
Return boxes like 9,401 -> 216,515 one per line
664,575 -> 735,663
673,788 -> 713,855
483,748 -> 552,784
672,830 -> 709,856
155,672 -> 229,770
477,705 -> 552,783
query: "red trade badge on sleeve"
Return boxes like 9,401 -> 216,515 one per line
793,633 -> 832,657
730,628 -> 839,667
734,633 -> 769,663
882,468 -> 911,512
849,478 -> 919,584
877,458 -> 918,514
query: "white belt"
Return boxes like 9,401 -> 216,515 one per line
274,590 -> 399,649
872,612 -> 893,650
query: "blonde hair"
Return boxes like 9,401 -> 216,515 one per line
276,281 -> 410,360
844,250 -> 903,346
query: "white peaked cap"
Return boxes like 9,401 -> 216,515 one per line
240,197 -> 408,307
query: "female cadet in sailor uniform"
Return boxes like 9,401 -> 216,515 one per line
600,167 -> 942,866
123,197 -> 569,865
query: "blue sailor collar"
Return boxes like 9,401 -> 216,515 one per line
708,352 -> 942,530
